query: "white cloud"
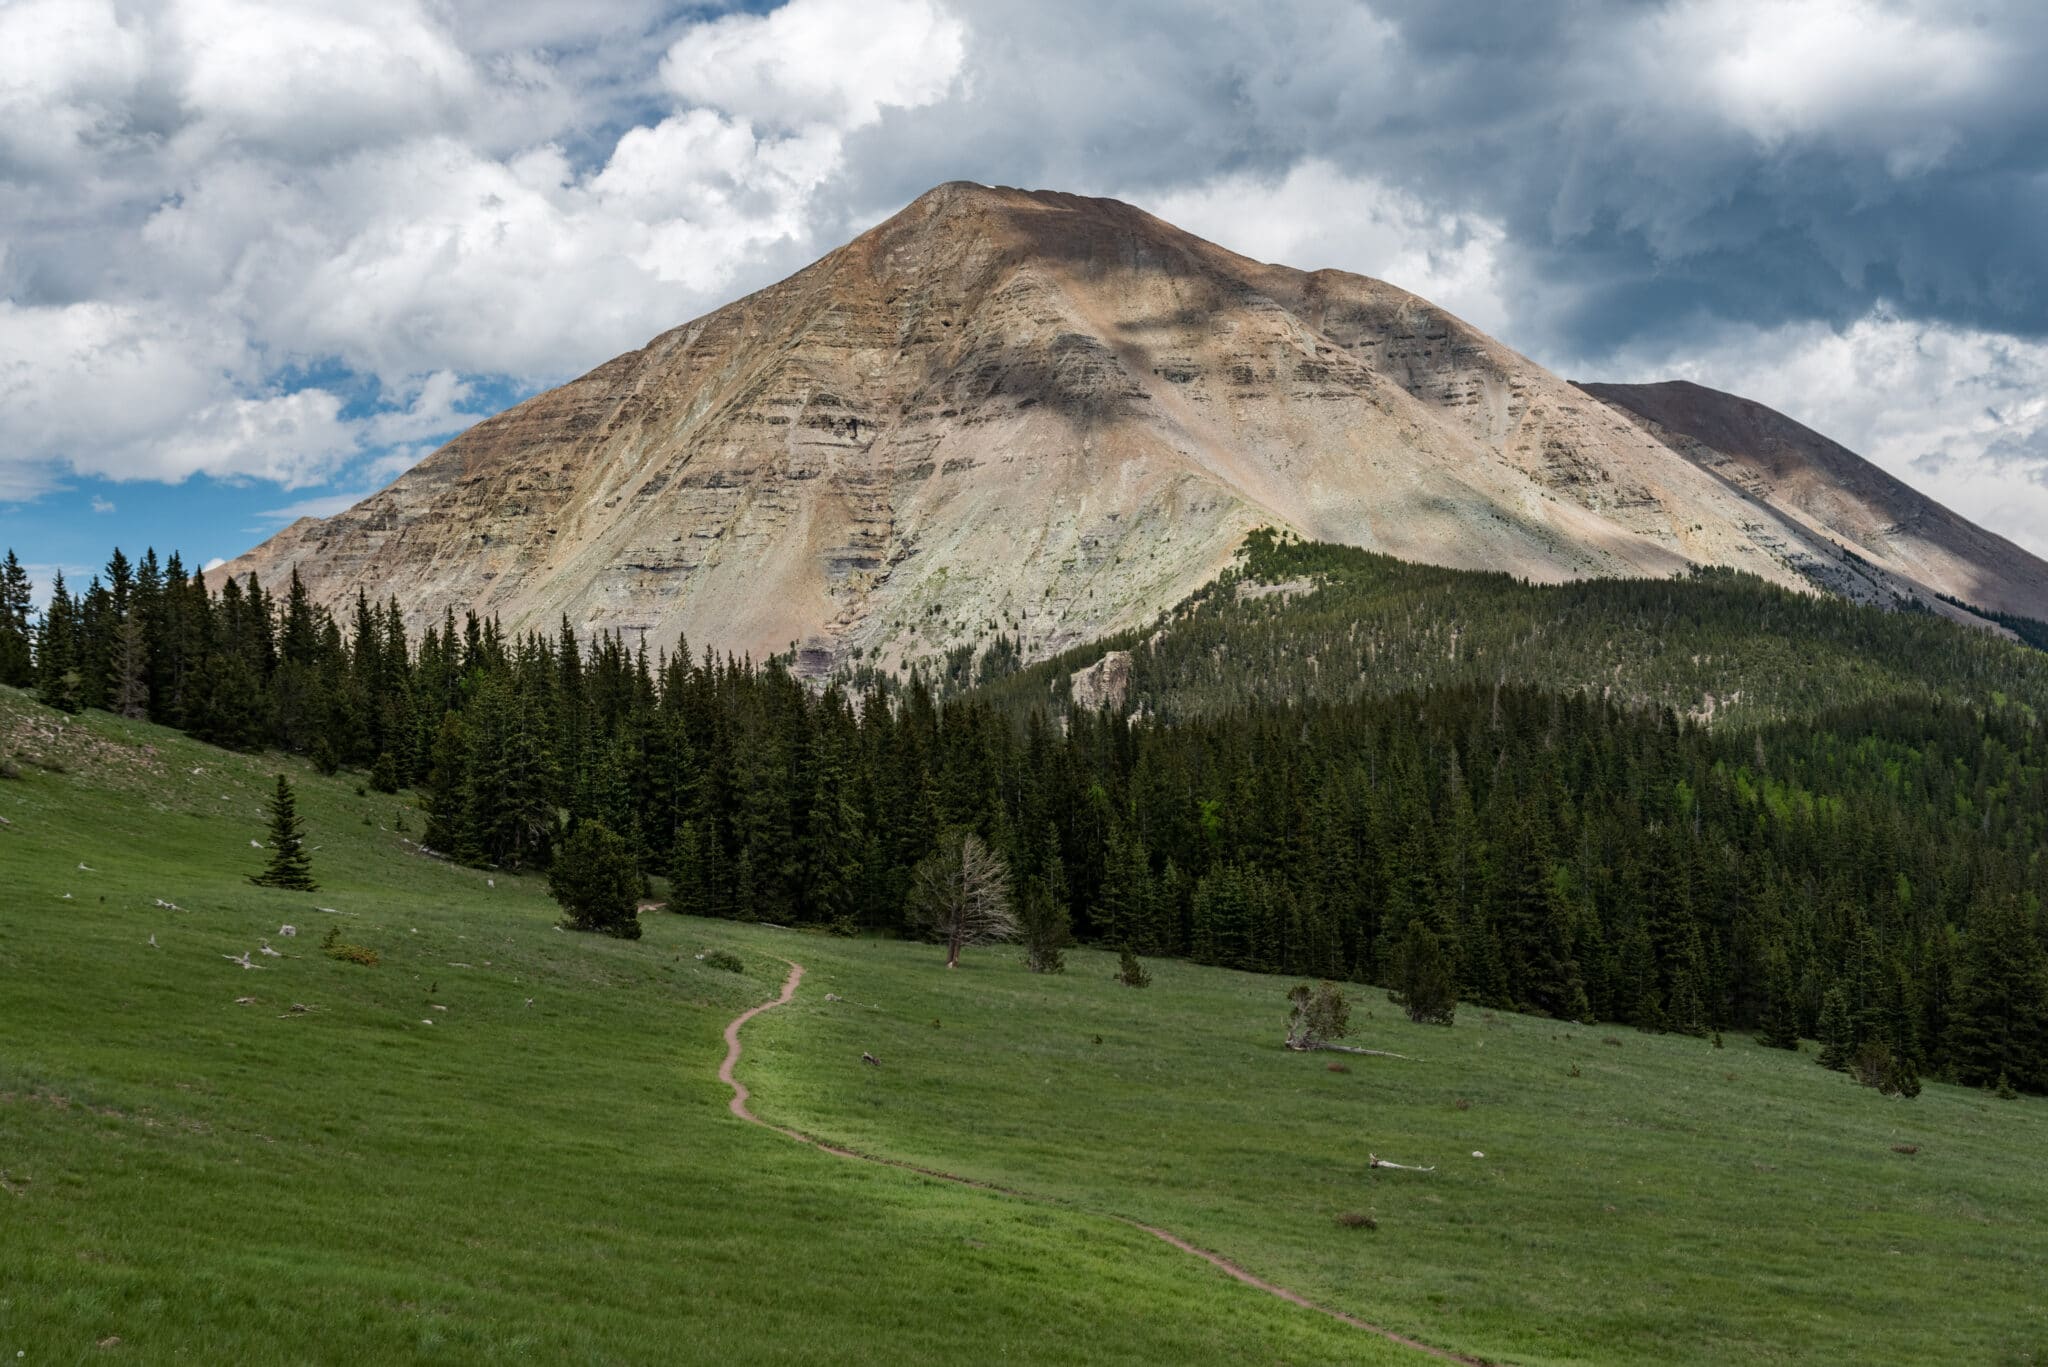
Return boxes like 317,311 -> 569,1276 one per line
169,0 -> 479,160
660,0 -> 964,131
1646,0 -> 2002,163
0,0 -> 148,174
0,299 -> 484,493
90,496 -> 115,513
1135,161 -> 1512,337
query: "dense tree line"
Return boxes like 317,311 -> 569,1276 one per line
974,531 -> 2048,727
5,541 -> 2045,1093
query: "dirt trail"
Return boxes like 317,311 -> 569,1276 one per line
717,959 -> 1482,1365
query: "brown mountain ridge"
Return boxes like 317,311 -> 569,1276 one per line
216,182 -> 2048,668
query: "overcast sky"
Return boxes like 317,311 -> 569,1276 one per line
4,0 -> 2046,593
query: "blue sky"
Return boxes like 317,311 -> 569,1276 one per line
6,0 -> 2048,604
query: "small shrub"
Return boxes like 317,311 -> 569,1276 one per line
320,926 -> 379,967
699,949 -> 744,973
1286,981 -> 1351,1049
1603,1037 -> 1623,1048
1850,1041 -> 1921,1099
0,757 -> 21,781
1891,1143 -> 1920,1155
1995,1072 -> 2018,1100
1566,1063 -> 1582,1078
370,751 -> 400,794
1115,945 -> 1151,988
354,784 -> 367,798
1091,1034 -> 1104,1045
1711,1032 -> 1724,1049
1453,1097 -> 1472,1112
826,916 -> 859,938
1334,1211 -> 1377,1230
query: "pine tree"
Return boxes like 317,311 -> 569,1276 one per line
35,572 -> 81,712
1949,897 -> 2048,1094
1115,944 -> 1152,987
0,550 -> 33,687
1816,986 -> 1854,1072
548,820 -> 643,939
1756,944 -> 1801,1050
1018,823 -> 1072,973
1390,920 -> 1457,1025
250,774 -> 317,890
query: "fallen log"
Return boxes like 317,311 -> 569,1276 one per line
1284,1039 -> 1416,1060
1368,1154 -> 1435,1172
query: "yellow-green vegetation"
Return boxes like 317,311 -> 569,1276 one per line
5,685 -> 2046,1365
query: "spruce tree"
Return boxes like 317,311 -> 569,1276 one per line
0,550 -> 32,687
250,774 -> 317,891
1756,945 -> 1801,1050
548,819 -> 643,939
1949,897 -> 2048,1094
1816,987 -> 1854,1071
1018,823 -> 1072,973
1390,920 -> 1457,1025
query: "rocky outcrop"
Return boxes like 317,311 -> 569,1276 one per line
214,183 -> 2048,671
1070,650 -> 1133,713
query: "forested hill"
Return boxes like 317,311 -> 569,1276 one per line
969,531 -> 2048,727
4,539 -> 2047,1094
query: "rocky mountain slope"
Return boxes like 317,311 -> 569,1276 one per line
215,182 -> 2048,669
1579,380 -> 2048,622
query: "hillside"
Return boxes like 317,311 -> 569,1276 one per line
211,183 -> 2048,675
973,531 -> 2048,727
0,687 -> 1397,1364
1581,379 -> 2048,622
5,687 -> 2047,1365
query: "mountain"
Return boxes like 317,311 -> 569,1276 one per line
1579,379 -> 2048,623
214,182 -> 2048,669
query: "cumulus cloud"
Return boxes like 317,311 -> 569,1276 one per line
662,0 -> 964,131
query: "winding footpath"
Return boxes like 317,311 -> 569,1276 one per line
717,959 -> 1480,1365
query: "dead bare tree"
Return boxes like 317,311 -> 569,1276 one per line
911,832 -> 1015,968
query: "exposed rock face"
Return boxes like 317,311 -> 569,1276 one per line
1070,650 -> 1133,713
215,183 -> 2048,669
1579,380 -> 2048,621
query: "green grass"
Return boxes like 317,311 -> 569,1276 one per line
0,689 -> 1401,1364
734,944 -> 2048,1367
5,685 -> 2047,1365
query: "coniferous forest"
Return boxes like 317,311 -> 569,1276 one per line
4,537 -> 2045,1093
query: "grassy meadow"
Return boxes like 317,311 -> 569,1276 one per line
0,689 -> 1399,1364
3,685 -> 2046,1364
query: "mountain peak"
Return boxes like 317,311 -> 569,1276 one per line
211,186 -> 2048,671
